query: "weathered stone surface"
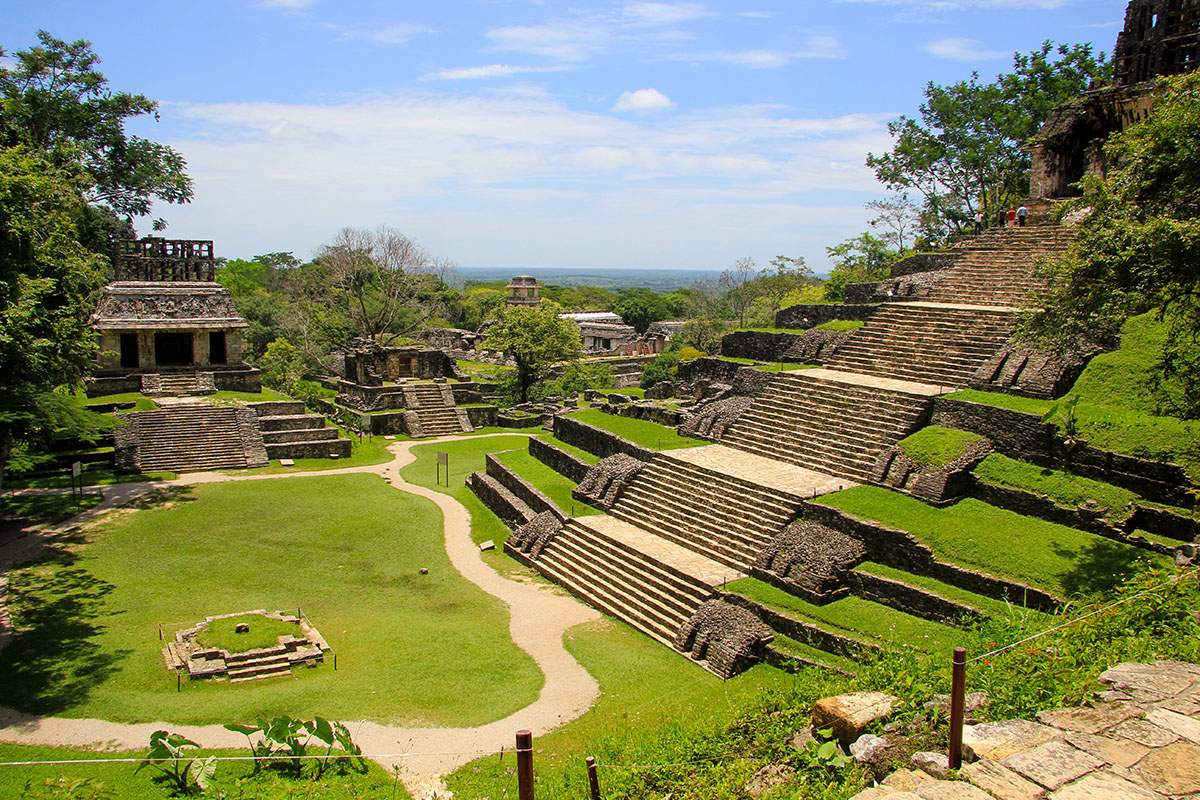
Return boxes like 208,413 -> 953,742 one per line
790,727 -> 815,752
1110,716 -> 1179,748
850,788 -> 921,800
910,751 -> 950,780
1144,707 -> 1200,745
1098,662 -> 1194,702
883,769 -> 932,792
813,692 -> 899,745
852,734 -> 889,762
963,719 -> 1059,762
742,762 -> 795,798
1131,740 -> 1200,795
914,782 -> 994,800
1037,704 -> 1140,734
961,758 -> 1044,800
1064,731 -> 1151,769
1004,740 -> 1107,791
1048,771 -> 1164,799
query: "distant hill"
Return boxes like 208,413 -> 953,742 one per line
454,267 -> 721,292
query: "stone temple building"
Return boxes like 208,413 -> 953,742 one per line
1029,0 -> 1199,199
505,275 -> 542,307
88,237 -> 260,396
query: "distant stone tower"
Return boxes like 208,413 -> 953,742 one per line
1114,0 -> 1200,87
506,275 -> 542,307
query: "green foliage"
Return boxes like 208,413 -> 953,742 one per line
568,409 -> 701,450
0,31 -> 193,219
640,351 -> 680,389
678,346 -> 705,361
823,233 -> 897,301
546,360 -> 612,398
137,731 -> 215,795
483,304 -> 581,403
193,614 -> 299,654
257,338 -> 302,393
613,286 -> 684,332
1025,71 -> 1200,416
974,454 -> 1138,522
1040,394 -> 1081,449
20,776 -> 117,799
814,319 -> 865,332
897,426 -> 986,467
868,41 -> 1110,236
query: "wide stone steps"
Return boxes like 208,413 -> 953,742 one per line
533,518 -> 716,645
412,405 -> 470,436
261,427 -> 340,444
925,226 -> 1076,307
721,423 -> 878,483
247,403 -> 352,460
134,407 -> 249,472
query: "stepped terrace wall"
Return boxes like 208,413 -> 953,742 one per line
552,415 -> 655,461
529,437 -> 592,483
774,304 -> 877,330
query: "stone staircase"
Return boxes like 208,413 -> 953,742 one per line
531,515 -> 726,648
719,371 -> 933,484
607,454 -> 806,571
404,383 -> 472,437
129,405 -> 266,472
247,401 -> 352,461
926,224 -> 1076,307
822,303 -> 1016,388
141,371 -> 216,397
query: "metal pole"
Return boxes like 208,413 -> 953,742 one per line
949,646 -> 966,769
586,756 -> 600,800
516,730 -> 534,800
177,670 -> 181,693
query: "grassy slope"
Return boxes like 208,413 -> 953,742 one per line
816,487 -> 1167,599
974,453 -> 1139,522
853,561 -> 1045,620
494,448 -> 599,516
567,409 -> 701,450
0,473 -> 541,726
948,313 -> 1200,478
897,426 -> 986,467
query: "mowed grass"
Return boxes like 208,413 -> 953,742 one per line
0,473 -> 542,726
817,487 -> 1166,599
898,426 -> 987,467
974,453 -> 1139,523
221,427 -> 395,476
446,617 -> 793,800
726,577 -> 960,654
193,613 -> 300,653
494,448 -> 599,516
853,562 -> 1046,620
0,744 -> 408,800
567,409 -> 701,451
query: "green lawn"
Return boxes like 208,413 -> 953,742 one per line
852,562 -> 1044,620
541,436 -> 602,465
0,473 -> 542,726
7,466 -> 176,490
194,613 -> 300,653
494,448 -> 599,516
445,617 -> 793,800
221,428 -> 394,476
816,487 -> 1166,599
897,426 -> 987,467
567,409 -> 701,451
0,743 -> 407,800
0,492 -> 103,524
974,453 -> 1139,522
727,577 -> 961,654
814,319 -> 865,332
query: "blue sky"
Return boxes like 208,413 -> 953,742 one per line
6,0 -> 1127,272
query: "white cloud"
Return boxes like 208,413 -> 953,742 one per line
612,88 -> 676,112
323,22 -> 431,45
256,0 -> 317,10
424,64 -> 573,80
683,33 -> 845,68
923,37 -> 1009,60
486,21 -> 610,61
622,3 -> 709,25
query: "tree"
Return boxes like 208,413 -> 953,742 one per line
311,226 -> 451,345
867,41 -> 1110,236
823,233 -> 899,302
614,287 -> 673,333
483,304 -> 581,403
1023,71 -> 1200,417
866,195 -> 919,252
720,257 -> 759,329
0,148 -> 107,487
0,31 -> 193,223
758,255 -> 814,321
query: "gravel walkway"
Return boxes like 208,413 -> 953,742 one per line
0,435 -> 602,799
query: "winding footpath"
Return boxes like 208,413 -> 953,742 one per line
0,435 -> 602,799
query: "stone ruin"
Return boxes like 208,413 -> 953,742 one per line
754,522 -> 867,604
574,454 -> 646,509
162,610 -> 331,683
675,600 -> 774,679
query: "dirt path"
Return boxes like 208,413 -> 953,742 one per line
0,436 -> 602,799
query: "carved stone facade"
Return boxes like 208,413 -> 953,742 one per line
1114,0 -> 1200,87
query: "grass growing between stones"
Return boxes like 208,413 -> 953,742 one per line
493,448 -> 599,516
817,487 -> 1167,599
0,744 -> 408,800
726,578 -> 961,654
445,617 -> 795,800
896,426 -> 986,467
193,614 -> 300,653
0,473 -> 542,726
974,453 -> 1140,522
567,409 -> 701,451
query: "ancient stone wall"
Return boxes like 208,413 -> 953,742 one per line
720,331 -> 802,361
529,437 -> 593,483
844,571 -> 986,626
721,592 -> 880,658
774,304 -> 877,330
485,453 -> 566,521
552,415 -> 655,461
890,252 -> 958,278
466,471 -> 535,530
574,453 -> 646,509
675,600 -> 774,679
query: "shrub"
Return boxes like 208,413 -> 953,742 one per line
640,352 -> 679,389
678,346 -> 706,361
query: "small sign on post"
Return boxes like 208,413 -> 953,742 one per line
71,461 -> 82,506
436,451 -> 449,486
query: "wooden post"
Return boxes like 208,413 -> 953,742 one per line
516,730 -> 534,800
586,756 -> 600,800
949,646 -> 967,769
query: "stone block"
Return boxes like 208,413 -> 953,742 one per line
1098,662 -> 1194,702
961,758 -> 1044,800
1037,704 -> 1140,734
1048,771 -> 1164,799
1064,731 -> 1151,769
1110,717 -> 1178,748
883,769 -> 931,792
1130,739 -> 1200,795
910,751 -> 950,780
1144,707 -> 1200,745
851,734 -> 889,762
915,782 -> 994,800
962,719 -> 1059,762
1003,740 -> 1106,791
812,692 -> 899,745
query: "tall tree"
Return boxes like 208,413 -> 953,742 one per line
719,257 -> 759,329
867,41 -> 1110,236
1023,71 -> 1200,417
759,255 -> 814,321
483,304 -> 581,403
0,31 -> 192,226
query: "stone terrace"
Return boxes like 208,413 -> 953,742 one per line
926,225 -> 1076,308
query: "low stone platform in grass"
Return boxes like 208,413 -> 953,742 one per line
162,609 -> 331,683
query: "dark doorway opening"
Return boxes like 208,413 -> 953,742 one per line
155,332 -> 193,366
120,333 -> 139,369
209,332 -> 227,365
